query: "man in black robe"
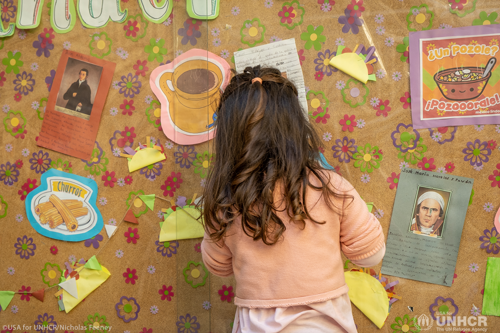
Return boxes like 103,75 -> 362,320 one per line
63,68 -> 92,114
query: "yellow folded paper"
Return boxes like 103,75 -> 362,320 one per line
329,53 -> 369,84
159,207 -> 205,242
62,265 -> 111,313
128,148 -> 166,172
344,271 -> 389,329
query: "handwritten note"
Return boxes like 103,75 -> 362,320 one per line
234,38 -> 308,118
381,168 -> 473,287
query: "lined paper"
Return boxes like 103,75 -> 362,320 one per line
234,38 -> 308,118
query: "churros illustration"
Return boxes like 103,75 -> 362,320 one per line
35,199 -> 82,215
35,195 -> 88,232
40,207 -> 88,229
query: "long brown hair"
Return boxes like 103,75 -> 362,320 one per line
201,66 -> 351,245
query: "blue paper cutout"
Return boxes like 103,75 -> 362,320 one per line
25,169 -> 103,242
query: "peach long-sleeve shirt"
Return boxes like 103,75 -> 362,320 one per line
201,171 -> 385,308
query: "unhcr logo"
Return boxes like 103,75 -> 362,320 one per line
417,314 -> 434,331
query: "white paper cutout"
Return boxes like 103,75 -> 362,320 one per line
51,0 -> 77,34
59,278 -> 78,299
105,224 -> 117,238
190,0 -> 217,17
16,0 -> 45,30
77,0 -> 128,29
138,0 -> 172,24
0,22 -> 15,37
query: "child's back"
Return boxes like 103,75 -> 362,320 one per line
201,66 -> 385,332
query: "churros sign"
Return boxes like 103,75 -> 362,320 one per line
25,169 -> 103,242
52,181 -> 88,198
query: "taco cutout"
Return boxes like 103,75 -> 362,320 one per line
120,137 -> 167,172
345,270 -> 390,329
329,44 -> 377,84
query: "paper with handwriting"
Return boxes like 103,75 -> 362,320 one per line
234,38 -> 308,118
381,168 -> 473,287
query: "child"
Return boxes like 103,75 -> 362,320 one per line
201,66 -> 385,333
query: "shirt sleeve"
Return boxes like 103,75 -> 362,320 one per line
201,231 -> 234,277
350,243 -> 386,267
338,178 -> 385,261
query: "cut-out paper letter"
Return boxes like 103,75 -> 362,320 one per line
51,0 -> 77,34
0,291 -> 15,310
105,224 -> 118,238
140,194 -> 155,212
187,0 -> 220,20
138,0 -> 172,24
16,0 -> 45,30
483,257 -> 500,316
77,0 -> 128,29
84,255 -> 102,271
59,277 -> 78,299
0,21 -> 15,37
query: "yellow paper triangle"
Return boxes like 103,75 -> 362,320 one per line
159,207 -> 205,242
344,271 -> 389,328
128,148 -> 166,172
329,53 -> 369,84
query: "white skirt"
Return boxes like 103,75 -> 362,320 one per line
232,293 -> 358,333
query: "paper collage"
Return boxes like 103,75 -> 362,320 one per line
2,0 -> 500,331
25,169 -> 103,242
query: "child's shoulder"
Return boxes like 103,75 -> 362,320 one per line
309,169 -> 352,192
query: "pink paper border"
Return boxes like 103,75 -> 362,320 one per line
149,49 -> 231,145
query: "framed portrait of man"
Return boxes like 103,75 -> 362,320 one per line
408,187 -> 451,239
54,58 -> 104,120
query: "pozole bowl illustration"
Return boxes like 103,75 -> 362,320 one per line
433,67 -> 491,101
